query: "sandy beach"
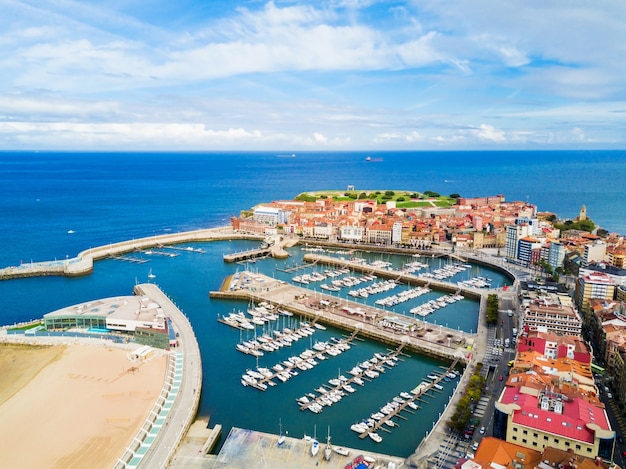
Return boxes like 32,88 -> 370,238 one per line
0,342 -> 167,469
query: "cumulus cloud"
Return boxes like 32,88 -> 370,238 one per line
475,124 -> 506,142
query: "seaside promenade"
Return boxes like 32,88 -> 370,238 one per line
122,283 -> 204,469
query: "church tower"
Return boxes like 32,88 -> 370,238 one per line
578,204 -> 587,221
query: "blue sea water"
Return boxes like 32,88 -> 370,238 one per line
0,150 -> 625,457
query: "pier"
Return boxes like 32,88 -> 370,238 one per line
357,358 -> 460,439
211,270 -> 474,363
110,255 -> 149,264
0,226 -> 259,280
223,246 -> 272,263
297,343 -> 405,413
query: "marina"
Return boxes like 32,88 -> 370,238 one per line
2,235 -> 506,460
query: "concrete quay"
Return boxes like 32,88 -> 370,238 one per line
0,226 -> 262,280
302,253 -> 485,301
211,270 -> 474,365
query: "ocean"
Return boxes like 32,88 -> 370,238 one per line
0,150 -> 624,456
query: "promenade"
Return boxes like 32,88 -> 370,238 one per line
126,284 -> 203,469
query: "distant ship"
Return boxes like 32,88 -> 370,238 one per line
365,156 -> 371,161
276,153 -> 296,158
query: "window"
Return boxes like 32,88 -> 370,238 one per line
533,433 -> 538,438
513,427 -> 518,432
512,436 -> 518,441
544,436 -> 549,441
532,442 -> 538,447
522,439 -> 527,444
576,445 -> 581,450
554,439 -> 560,444
523,430 -> 528,435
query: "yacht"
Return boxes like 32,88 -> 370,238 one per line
369,432 -> 383,443
311,438 -> 319,456
277,419 -> 285,446
350,422 -> 368,433
324,427 -> 332,461
334,446 -> 350,457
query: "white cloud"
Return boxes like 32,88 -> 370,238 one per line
474,124 -> 506,142
0,1 -> 625,149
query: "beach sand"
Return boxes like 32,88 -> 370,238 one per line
0,343 -> 167,469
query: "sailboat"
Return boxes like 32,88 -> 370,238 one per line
277,418 -> 285,446
311,424 -> 319,457
148,268 -> 156,279
324,425 -> 332,461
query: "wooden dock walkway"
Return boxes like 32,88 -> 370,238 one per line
297,343 -> 405,413
358,357 -> 461,439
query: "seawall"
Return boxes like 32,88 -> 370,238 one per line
0,226 -> 263,280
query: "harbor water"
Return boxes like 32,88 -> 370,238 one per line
0,238 -> 510,456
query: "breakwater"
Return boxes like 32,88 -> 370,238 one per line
0,226 -> 261,280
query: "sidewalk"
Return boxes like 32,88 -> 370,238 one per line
405,293 -> 489,467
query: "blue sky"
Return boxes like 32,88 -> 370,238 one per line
1,0 -> 625,150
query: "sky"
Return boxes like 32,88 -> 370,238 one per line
1,0 -> 625,151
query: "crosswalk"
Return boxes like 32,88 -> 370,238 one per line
427,395 -> 491,469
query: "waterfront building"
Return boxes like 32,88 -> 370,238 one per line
518,236 -> 543,267
493,377 -> 614,460
339,224 -> 365,242
253,205 -> 291,226
42,295 -> 172,349
547,241 -> 566,270
366,222 -> 392,245
522,297 -> 582,337
234,217 -> 269,234
312,221 -> 334,240
505,224 -> 531,261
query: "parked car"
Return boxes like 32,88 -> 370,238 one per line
480,426 -> 485,435
472,441 -> 479,451
499,375 -> 504,381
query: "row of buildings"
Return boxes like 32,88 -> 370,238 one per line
467,275 -> 624,469
231,193 -> 626,274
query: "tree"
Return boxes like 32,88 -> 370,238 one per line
449,193 -> 461,199
358,192 -> 368,199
